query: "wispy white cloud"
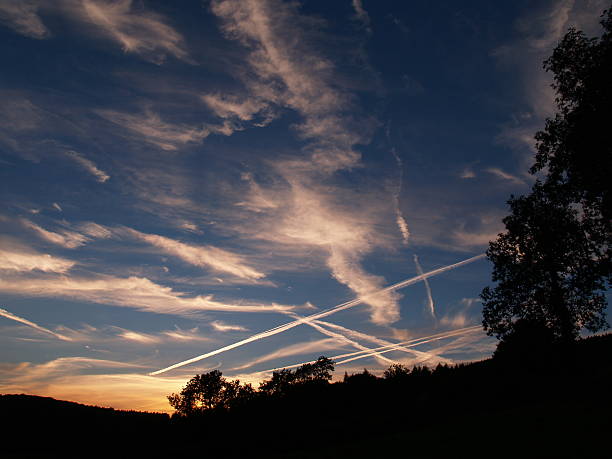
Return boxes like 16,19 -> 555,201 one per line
390,145 -> 410,245
2,0 -> 190,61
65,150 -> 110,183
77,0 -> 189,63
201,93 -> 274,124
211,0 -> 366,173
77,222 -> 112,239
123,227 -> 265,281
96,109 -> 234,151
162,326 -> 211,342
460,167 -> 476,179
0,307 -> 72,341
439,297 -> 482,328
0,246 -> 75,273
0,274 -> 296,316
494,0 -> 608,156
53,323 -> 211,345
484,167 -> 526,185
208,0 -> 403,326
52,202 -> 62,212
247,184 -> 402,325
0,0 -> 49,39
210,320 -> 248,332
351,0 -> 371,33
21,219 -> 89,249
450,213 -> 504,249
116,329 -> 158,344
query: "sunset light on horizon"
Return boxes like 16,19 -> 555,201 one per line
1,0 -> 608,413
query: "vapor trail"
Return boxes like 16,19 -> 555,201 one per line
288,313 -> 395,365
335,326 -> 481,364
149,254 -> 485,375
312,319 -> 448,364
391,146 -> 410,245
414,254 -> 436,319
265,326 -> 482,372
0,307 -> 72,341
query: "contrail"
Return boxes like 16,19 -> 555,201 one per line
0,307 -> 72,341
414,254 -> 436,319
335,326 -> 481,364
390,146 -> 410,245
264,325 -> 482,372
312,319 -> 450,365
288,313 -> 395,365
149,254 -> 485,375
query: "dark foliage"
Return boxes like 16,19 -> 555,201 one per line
532,8 -> 612,262
259,356 -> 334,395
482,182 -> 608,341
167,369 -> 255,415
4,335 -> 610,458
481,8 -> 611,343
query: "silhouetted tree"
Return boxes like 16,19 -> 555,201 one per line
482,182 -> 608,341
342,368 -> 378,385
383,363 -> 410,380
532,9 -> 612,283
259,356 -> 334,395
481,9 -> 611,343
168,370 -> 254,415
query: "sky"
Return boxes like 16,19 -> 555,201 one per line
0,0 -> 608,412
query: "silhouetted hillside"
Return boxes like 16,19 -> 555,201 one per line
2,333 -> 611,458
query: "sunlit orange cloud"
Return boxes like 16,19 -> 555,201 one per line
241,183 -> 403,325
0,275 -> 297,315
75,0 -> 190,63
64,150 -> 110,183
203,0 -> 406,326
54,323 -> 212,345
121,227 -> 266,281
0,357 -> 186,413
0,247 -> 75,273
21,219 -> 89,248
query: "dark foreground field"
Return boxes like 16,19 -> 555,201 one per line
2,333 -> 611,458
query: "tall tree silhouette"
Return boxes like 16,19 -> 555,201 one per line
482,8 -> 611,343
532,8 -> 612,283
167,370 -> 254,415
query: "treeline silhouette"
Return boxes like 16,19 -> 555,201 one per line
2,333 -> 611,458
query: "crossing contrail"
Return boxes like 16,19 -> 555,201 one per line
288,313 -> 395,365
414,254 -> 436,319
335,325 -> 481,364
312,319 -> 451,365
0,307 -> 72,341
264,325 -> 482,372
149,253 -> 485,375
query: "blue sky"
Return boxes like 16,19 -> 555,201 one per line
0,0 -> 607,411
